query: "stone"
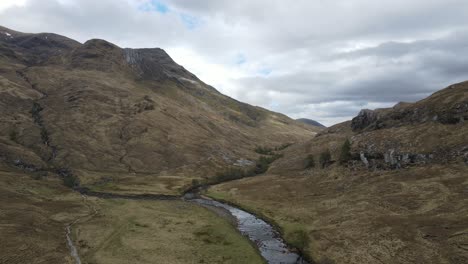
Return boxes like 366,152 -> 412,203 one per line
360,152 -> 369,168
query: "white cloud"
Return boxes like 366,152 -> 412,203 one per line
0,0 -> 26,12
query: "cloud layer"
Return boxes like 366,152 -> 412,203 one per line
1,0 -> 468,126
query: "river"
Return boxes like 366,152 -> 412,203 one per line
68,188 -> 309,264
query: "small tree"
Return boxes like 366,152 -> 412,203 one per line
319,150 -> 331,168
339,139 -> 352,164
304,154 -> 315,169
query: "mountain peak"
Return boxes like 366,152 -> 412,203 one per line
123,47 -> 194,81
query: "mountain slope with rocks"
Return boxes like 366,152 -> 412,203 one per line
0,25 -> 317,194
206,82 -> 468,264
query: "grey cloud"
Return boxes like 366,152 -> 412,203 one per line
1,0 -> 468,125
230,33 -> 468,125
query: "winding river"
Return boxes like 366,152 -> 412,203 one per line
188,196 -> 309,264
68,188 -> 309,264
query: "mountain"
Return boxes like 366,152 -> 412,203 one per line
206,82 -> 468,264
296,118 -> 326,128
0,26 -> 317,194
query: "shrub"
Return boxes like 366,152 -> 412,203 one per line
253,154 -> 283,174
338,139 -> 352,164
213,153 -> 283,184
40,127 -> 49,144
288,229 -> 310,251
33,171 -> 48,180
319,150 -> 332,168
9,130 -> 18,142
254,146 -> 274,155
213,167 -> 249,184
63,174 -> 80,188
275,143 -> 292,151
191,179 -> 201,187
304,154 -> 315,169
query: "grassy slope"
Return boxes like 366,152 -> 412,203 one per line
205,84 -> 468,264
75,199 -> 264,264
207,164 -> 468,264
0,165 -> 88,264
0,26 -> 318,194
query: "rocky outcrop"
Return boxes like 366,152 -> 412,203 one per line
355,148 -> 439,170
351,109 -> 379,131
351,83 -> 468,132
124,48 -> 198,82
359,152 -> 369,168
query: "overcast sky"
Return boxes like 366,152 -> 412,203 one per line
1,0 -> 468,126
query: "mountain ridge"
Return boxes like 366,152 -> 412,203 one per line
0,25 -> 317,194
296,118 -> 326,128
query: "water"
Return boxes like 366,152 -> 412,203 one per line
191,198 -> 308,264
66,225 -> 82,264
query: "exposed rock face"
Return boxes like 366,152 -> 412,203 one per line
351,83 -> 468,132
124,48 -> 196,81
351,109 -> 379,131
359,151 -> 369,167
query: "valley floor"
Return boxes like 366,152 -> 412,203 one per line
0,167 -> 87,264
74,198 -> 263,264
0,167 -> 263,264
3,162 -> 467,264
206,163 -> 468,264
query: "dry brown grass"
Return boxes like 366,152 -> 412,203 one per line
75,198 -> 264,264
207,164 -> 468,264
0,164 -> 265,264
0,29 -> 318,191
0,166 -> 88,264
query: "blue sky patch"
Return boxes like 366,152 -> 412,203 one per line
258,68 -> 273,76
235,53 -> 247,65
139,0 -> 169,14
180,13 -> 201,30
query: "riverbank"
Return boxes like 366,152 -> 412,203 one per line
205,164 -> 468,264
0,167 -> 262,264
73,198 -> 264,264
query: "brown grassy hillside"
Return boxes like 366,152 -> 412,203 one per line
0,25 -> 318,193
207,82 -> 468,264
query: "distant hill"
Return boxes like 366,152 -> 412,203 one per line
296,118 -> 326,128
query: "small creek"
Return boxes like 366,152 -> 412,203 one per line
68,188 -> 309,264
186,195 -> 309,264
66,224 -> 82,264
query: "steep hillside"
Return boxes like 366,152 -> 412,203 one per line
0,26 -> 317,194
207,82 -> 468,264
